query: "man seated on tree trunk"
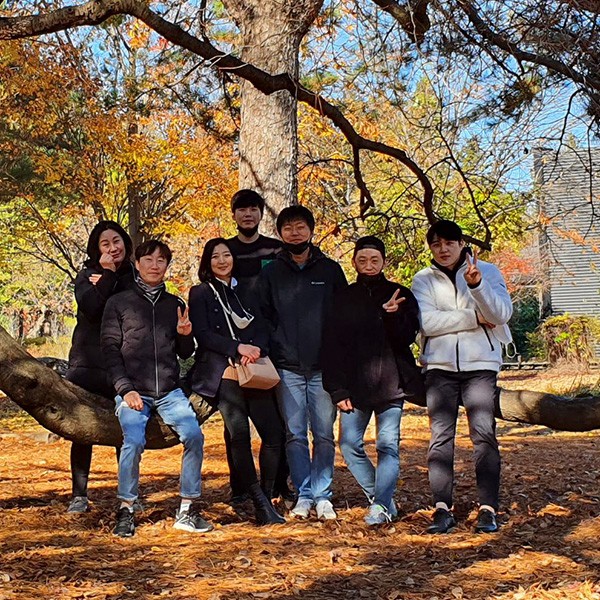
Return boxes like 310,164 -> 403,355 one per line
411,220 -> 513,534
101,240 -> 213,538
225,189 -> 294,508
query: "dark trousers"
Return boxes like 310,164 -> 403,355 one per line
218,380 -> 285,494
426,369 -> 501,511
70,443 -> 120,497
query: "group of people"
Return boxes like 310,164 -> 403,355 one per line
64,189 -> 513,538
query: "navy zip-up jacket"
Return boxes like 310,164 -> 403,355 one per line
258,246 -> 347,375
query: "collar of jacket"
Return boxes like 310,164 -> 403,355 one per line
278,244 -> 325,270
356,272 -> 387,289
431,247 -> 470,282
132,280 -> 166,303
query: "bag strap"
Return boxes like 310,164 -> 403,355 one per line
208,282 -> 238,342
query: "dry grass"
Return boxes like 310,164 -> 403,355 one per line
1,370 -> 600,599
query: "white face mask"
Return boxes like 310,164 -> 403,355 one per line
208,282 -> 254,332
230,311 -> 254,330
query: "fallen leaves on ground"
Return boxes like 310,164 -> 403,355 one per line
0,370 -> 599,599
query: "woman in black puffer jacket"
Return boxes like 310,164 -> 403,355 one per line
188,237 -> 285,526
65,220 -> 134,513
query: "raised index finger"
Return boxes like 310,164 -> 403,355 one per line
391,289 -> 401,303
177,306 -> 183,319
472,248 -> 479,266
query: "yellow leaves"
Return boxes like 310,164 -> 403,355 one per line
125,19 -> 152,51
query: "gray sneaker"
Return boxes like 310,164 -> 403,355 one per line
364,503 -> 393,526
290,498 -> 314,518
67,496 -> 89,514
173,509 -> 214,533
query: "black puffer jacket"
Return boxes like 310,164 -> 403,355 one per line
66,263 -> 135,397
258,246 -> 348,375
322,274 -> 423,411
187,280 -> 269,401
101,285 -> 194,398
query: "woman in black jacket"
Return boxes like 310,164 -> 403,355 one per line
188,238 -> 285,525
65,220 -> 135,513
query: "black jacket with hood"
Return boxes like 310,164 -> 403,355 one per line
66,262 -> 135,397
258,246 -> 348,375
322,273 -> 423,411
100,284 -> 194,398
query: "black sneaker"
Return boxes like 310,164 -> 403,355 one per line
113,508 -> 135,537
173,508 -> 214,533
475,508 -> 498,533
427,508 -> 457,534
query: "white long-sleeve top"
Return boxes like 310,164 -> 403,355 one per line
411,260 -> 513,373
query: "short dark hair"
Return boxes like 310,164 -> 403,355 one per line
426,220 -> 463,245
85,220 -> 133,268
198,237 -> 235,282
231,189 -> 265,214
276,205 -> 315,235
135,240 -> 172,264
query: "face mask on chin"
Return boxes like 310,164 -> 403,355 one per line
237,224 -> 259,238
283,240 -> 311,255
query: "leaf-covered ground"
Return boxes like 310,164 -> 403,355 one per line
1,370 -> 600,600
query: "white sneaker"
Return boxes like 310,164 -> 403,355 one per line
290,498 -> 313,518
315,499 -> 337,520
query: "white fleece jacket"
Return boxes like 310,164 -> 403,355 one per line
411,260 -> 513,372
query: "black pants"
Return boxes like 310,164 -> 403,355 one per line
224,390 -> 290,497
426,369 -> 501,511
71,443 -> 120,497
218,379 -> 284,494
66,368 -> 119,498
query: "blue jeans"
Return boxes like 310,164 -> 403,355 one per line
339,405 -> 403,513
276,370 -> 337,502
115,388 -> 204,501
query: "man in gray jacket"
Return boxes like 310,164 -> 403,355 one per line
412,220 -> 513,534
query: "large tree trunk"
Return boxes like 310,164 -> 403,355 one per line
1,327 -> 600,447
223,0 -> 324,232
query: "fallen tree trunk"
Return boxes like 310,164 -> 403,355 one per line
0,327 -> 214,449
1,326 -> 600,446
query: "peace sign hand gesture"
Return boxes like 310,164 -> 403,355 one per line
382,288 -> 406,313
177,306 -> 192,335
464,250 -> 482,286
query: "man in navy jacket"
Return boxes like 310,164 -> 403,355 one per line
259,206 -> 347,520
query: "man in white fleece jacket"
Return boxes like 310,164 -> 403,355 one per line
412,220 -> 513,534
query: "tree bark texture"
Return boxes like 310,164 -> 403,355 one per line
2,327 -> 600,449
223,0 -> 324,232
0,327 -> 214,449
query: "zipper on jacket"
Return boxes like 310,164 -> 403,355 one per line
481,325 -> 495,351
152,304 -> 159,397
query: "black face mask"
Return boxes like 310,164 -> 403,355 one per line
357,273 -> 384,285
237,224 -> 259,238
283,240 -> 311,255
